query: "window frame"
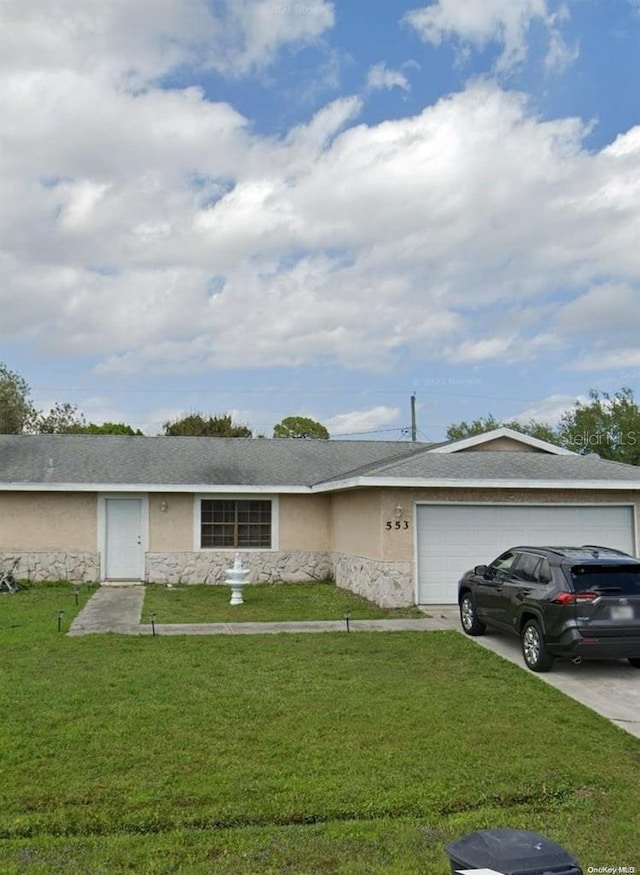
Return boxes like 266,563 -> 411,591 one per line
194,494 -> 279,551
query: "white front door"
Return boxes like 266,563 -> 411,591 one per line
104,498 -> 144,580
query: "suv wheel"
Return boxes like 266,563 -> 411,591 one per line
521,620 -> 554,672
459,594 -> 486,636
628,658 -> 640,669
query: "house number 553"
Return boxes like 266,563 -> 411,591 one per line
385,520 -> 409,530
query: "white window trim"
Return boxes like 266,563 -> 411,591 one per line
193,494 -> 279,551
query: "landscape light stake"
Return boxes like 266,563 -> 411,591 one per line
57,610 -> 64,632
149,612 -> 156,637
73,587 -> 80,606
344,608 -> 351,633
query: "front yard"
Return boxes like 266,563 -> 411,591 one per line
143,581 -> 426,623
0,583 -> 638,873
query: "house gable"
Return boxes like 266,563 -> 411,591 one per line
427,426 -> 574,456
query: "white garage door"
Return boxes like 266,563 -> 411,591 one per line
416,504 -> 636,604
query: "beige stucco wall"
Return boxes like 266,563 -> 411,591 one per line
279,494 -> 331,551
124,487 -> 640,561
329,489 -> 383,559
147,492 -> 332,552
148,493 -> 194,551
458,437 -> 541,452
0,491 -> 97,551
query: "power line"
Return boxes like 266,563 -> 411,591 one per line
28,384 -> 555,404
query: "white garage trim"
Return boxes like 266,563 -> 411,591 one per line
414,502 -> 637,605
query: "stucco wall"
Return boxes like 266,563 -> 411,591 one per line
330,489 -> 383,559
0,492 -> 96,551
148,493 -> 194,552
458,437 -> 541,452
280,494 -> 331,551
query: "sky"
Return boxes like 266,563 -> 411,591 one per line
1,0 -> 639,440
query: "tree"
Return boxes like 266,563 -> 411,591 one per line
273,416 -> 329,439
445,387 -> 640,465
163,413 -> 252,437
501,419 -> 560,444
34,402 -> 87,433
557,387 -> 640,465
446,414 -> 557,443
0,363 -> 36,433
446,415 -> 502,441
70,422 -> 144,435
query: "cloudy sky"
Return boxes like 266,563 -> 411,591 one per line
1,0 -> 639,438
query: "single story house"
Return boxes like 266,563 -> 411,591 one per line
1,427 -> 640,605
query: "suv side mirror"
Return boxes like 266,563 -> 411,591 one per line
474,564 -> 488,576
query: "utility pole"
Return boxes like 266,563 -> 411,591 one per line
410,393 -> 417,442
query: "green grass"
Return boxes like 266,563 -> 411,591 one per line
143,581 -> 427,623
0,583 -> 639,873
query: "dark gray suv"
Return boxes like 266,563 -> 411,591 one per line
458,545 -> 640,671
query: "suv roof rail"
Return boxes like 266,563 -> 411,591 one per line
510,546 -> 582,557
579,544 -> 630,556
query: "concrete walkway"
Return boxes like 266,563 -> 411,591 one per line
68,585 -> 146,635
68,586 -> 459,636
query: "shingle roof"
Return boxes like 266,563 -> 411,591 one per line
325,448 -> 640,484
0,435 -> 429,487
1,435 -> 639,490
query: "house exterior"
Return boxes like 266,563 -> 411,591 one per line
1,428 -> 639,605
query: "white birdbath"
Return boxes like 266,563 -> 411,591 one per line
226,552 -> 250,605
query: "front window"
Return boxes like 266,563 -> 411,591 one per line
200,499 -> 272,549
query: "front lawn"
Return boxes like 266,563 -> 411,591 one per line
143,581 -> 427,623
0,583 -> 639,873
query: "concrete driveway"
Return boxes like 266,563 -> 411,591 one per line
445,614 -> 640,740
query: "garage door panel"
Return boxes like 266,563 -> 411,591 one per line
416,505 -> 635,604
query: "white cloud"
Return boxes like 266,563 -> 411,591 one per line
325,406 -> 400,436
404,0 -> 575,74
554,284 -> 639,336
0,0 -> 334,85
512,394 -> 586,425
366,62 -> 411,92
216,0 -> 335,77
573,349 -> 640,372
1,1 -> 639,380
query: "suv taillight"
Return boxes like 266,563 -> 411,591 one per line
554,592 -> 599,605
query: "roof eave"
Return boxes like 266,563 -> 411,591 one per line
0,482 -> 313,493
311,476 -> 640,492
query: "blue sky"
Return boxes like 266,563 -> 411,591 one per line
1,0 -> 639,439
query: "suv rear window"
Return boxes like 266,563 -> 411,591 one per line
571,564 -> 640,595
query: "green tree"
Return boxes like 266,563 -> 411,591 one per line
557,387 -> 640,465
273,416 -> 330,439
34,402 -> 87,433
163,413 -> 252,437
446,415 -> 502,441
0,363 -> 37,433
446,414 -> 558,444
70,421 -> 144,435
